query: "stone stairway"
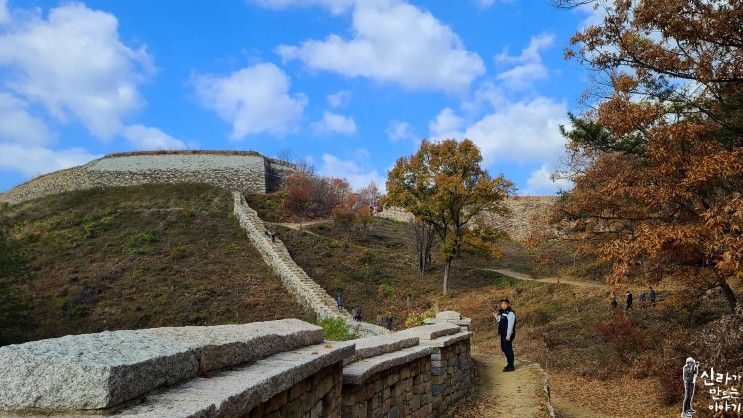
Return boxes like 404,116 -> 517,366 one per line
232,192 -> 388,337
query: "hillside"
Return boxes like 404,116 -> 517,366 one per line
0,184 -> 309,346
252,196 -> 740,416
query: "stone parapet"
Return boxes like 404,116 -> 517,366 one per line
0,320 -> 475,418
423,310 -> 473,331
0,319 -> 344,412
233,192 -> 389,337
118,341 -> 353,417
395,322 -> 461,341
396,317 -> 475,417
342,353 -> 433,418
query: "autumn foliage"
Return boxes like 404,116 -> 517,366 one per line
280,173 -> 351,223
385,139 -> 515,294
544,0 -> 743,311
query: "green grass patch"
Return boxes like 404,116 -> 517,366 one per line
318,317 -> 359,341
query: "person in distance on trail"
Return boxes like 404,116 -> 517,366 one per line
492,298 -> 516,372
335,290 -> 344,312
649,286 -> 657,306
610,293 -> 618,310
625,290 -> 633,310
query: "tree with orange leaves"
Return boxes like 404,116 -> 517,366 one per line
386,139 -> 514,294
546,0 -> 742,311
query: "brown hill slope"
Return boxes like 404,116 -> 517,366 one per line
0,184 -> 309,346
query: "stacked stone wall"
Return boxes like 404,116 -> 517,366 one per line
376,196 -> 557,241
249,362 -> 343,418
232,192 -> 389,337
342,355 -> 432,418
376,206 -> 416,223
0,151 -> 294,206
430,339 -> 474,416
477,196 -> 557,241
0,320 -> 475,418
265,158 -> 298,193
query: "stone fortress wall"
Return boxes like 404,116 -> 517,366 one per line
0,318 -> 474,417
0,150 -> 297,206
377,196 -> 557,241
233,192 -> 390,338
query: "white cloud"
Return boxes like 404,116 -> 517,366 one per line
428,97 -> 568,165
276,1 -> 485,93
494,33 -> 554,90
0,3 -> 154,139
463,97 -> 568,164
0,0 -> 9,25
428,107 -> 464,139
122,125 -> 189,150
495,33 -> 554,65
326,90 -> 351,108
311,110 -> 357,135
193,62 -> 308,139
251,0 -> 354,15
522,163 -> 573,195
496,63 -> 549,90
0,92 -> 53,145
386,120 -> 416,142
461,80 -> 506,114
576,2 -> 606,29
317,150 -> 385,190
0,142 -> 98,177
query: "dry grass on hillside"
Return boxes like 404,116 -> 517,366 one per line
273,218 -> 512,329
0,184 -> 310,346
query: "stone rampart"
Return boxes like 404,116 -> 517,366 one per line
0,319 -> 350,416
0,316 -> 475,417
398,323 -> 475,416
375,196 -> 557,241
232,192 -> 389,337
376,206 -> 416,223
0,151 -> 296,206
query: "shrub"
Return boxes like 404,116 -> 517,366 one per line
594,310 -> 647,363
318,317 -> 359,341
404,308 -> 435,328
377,283 -> 395,298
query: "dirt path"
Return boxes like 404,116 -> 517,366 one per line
480,268 -> 609,291
273,219 -> 329,230
455,353 -> 552,418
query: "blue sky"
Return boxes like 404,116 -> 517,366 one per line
0,0 -> 597,194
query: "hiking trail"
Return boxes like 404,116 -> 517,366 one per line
455,353 -> 553,418
480,268 -> 609,290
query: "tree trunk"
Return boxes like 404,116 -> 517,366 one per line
720,280 -> 738,313
443,259 -> 451,295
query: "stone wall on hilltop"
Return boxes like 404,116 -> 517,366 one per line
0,151 -> 296,205
478,196 -> 557,241
376,196 -> 557,241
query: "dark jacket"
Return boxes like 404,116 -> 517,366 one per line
497,308 -> 516,340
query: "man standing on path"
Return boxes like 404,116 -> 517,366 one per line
492,298 -> 516,372
626,290 -> 633,310
649,286 -> 657,306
